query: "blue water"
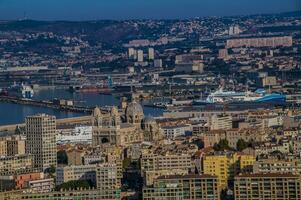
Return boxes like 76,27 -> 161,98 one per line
0,102 -> 84,125
0,89 -> 163,125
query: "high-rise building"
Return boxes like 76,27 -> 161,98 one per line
137,50 -> 144,62
26,114 -> 57,172
148,48 -> 155,60
143,174 -> 220,200
234,173 -> 301,200
128,48 -> 136,59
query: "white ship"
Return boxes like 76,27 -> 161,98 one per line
21,85 -> 34,99
194,88 -> 286,104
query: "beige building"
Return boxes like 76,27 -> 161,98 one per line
0,135 -> 26,156
0,189 -> 102,200
262,76 -> 277,87
66,148 -> 85,165
210,114 -> 232,130
235,173 -> 301,200
26,114 -> 57,171
144,169 -> 188,186
56,164 -> 97,185
143,174 -> 220,200
141,150 -> 193,174
96,163 -> 121,200
226,36 -> 293,48
0,154 -> 34,175
203,128 -> 266,149
253,158 -> 301,175
0,138 -> 7,156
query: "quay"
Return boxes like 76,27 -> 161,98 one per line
0,96 -> 93,113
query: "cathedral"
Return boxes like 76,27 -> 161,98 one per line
92,101 -> 163,147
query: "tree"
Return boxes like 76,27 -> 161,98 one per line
57,150 -> 68,165
213,139 -> 232,151
56,180 -> 93,191
236,139 -> 248,152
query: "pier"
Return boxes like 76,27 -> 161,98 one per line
0,96 -> 93,113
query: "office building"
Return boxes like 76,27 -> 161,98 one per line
26,114 -> 57,171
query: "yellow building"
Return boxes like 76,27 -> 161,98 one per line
203,152 -> 255,189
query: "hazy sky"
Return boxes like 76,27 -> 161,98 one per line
0,0 -> 300,20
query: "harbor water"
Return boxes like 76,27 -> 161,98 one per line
0,88 -> 164,125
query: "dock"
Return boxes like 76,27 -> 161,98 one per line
0,96 -> 93,113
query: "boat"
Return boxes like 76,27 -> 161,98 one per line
21,85 -> 34,99
194,88 -> 286,104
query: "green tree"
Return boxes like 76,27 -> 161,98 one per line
236,139 -> 248,152
56,180 -> 92,191
213,139 -> 232,151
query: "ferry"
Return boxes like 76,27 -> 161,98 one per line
194,89 -> 286,104
21,85 -> 34,99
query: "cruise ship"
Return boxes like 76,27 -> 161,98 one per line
194,89 -> 286,104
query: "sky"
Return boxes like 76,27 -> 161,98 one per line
0,0 -> 300,21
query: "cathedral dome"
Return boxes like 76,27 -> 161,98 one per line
125,101 -> 144,117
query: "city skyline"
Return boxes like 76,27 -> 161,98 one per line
0,0 -> 300,20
